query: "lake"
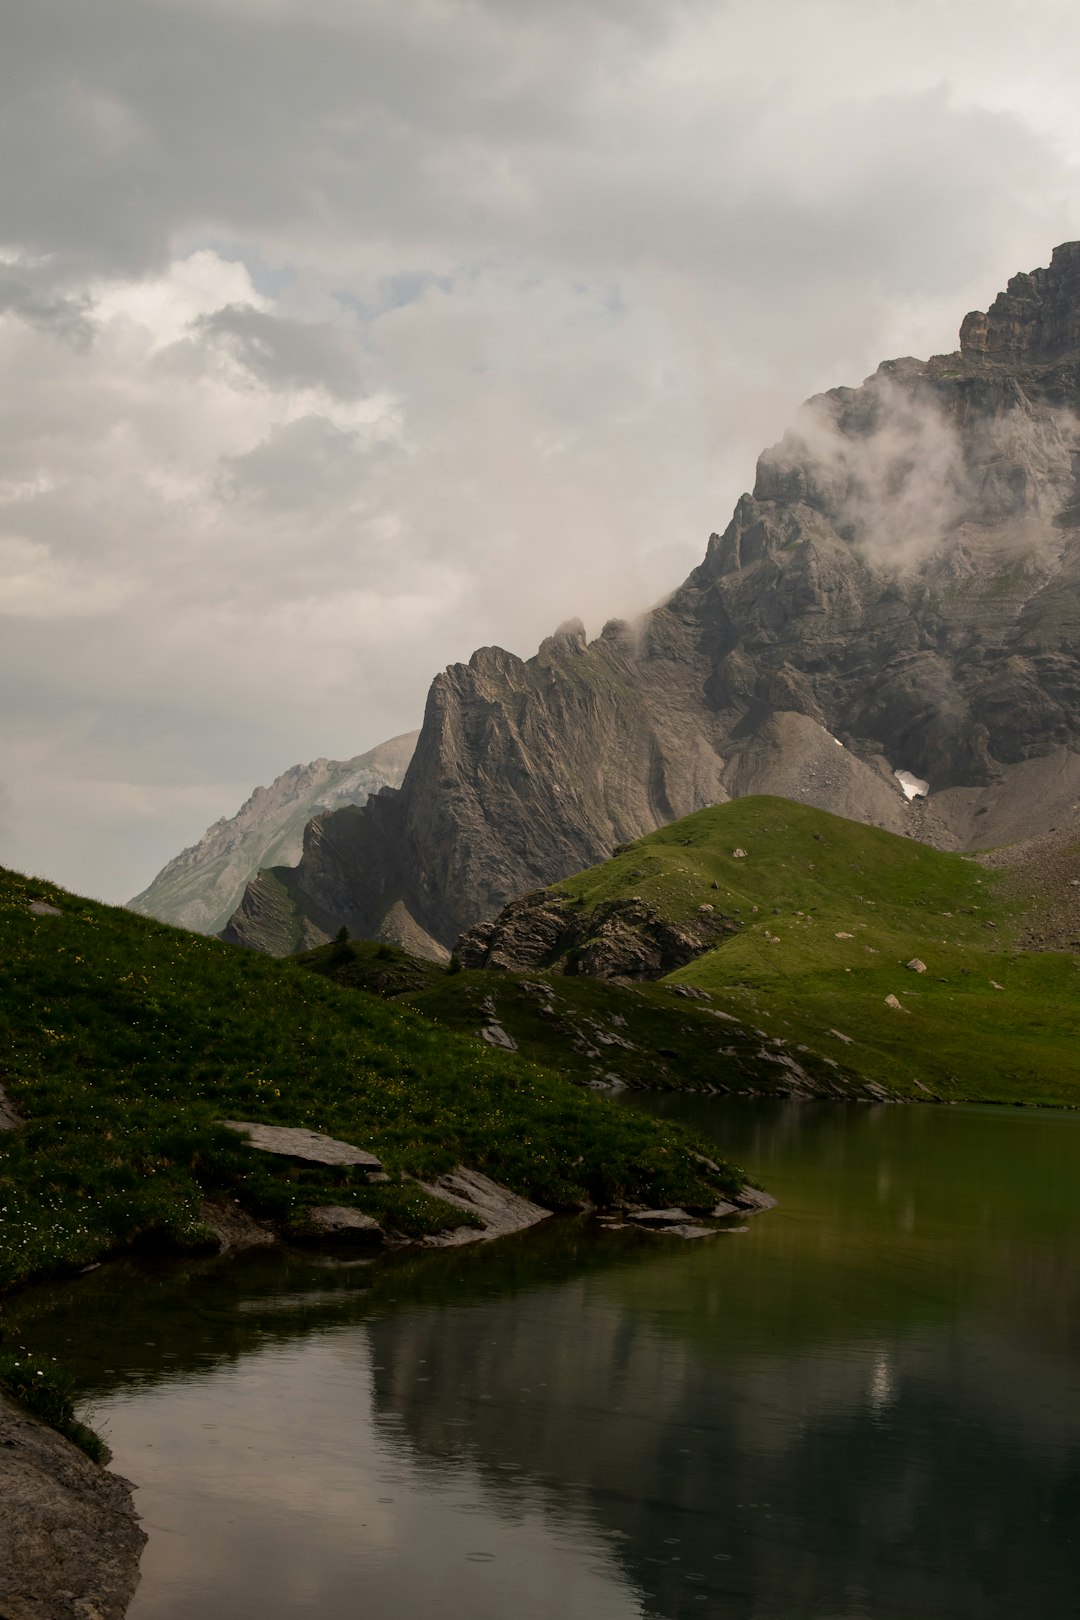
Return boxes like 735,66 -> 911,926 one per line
9,1096 -> 1080,1619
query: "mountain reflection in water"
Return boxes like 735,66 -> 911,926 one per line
8,1098 -> 1080,1620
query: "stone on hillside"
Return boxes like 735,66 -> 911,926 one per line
835,931 -> 854,939
199,1199 -> 275,1252
481,1023 -> 517,1051
306,1206 -> 384,1241
884,993 -> 904,1010
419,1167 -> 550,1247
28,901 -> 62,917
906,958 -> 928,972
732,848 -> 748,859
223,1120 -> 383,1171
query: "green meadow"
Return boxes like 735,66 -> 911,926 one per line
0,866 -> 739,1297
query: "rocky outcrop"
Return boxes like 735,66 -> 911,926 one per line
223,245 -> 1080,956
130,731 -> 417,934
0,1387 -> 145,1620
418,1167 -> 551,1247
457,891 -> 739,979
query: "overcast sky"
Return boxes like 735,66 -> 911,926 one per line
2,0 -> 1079,901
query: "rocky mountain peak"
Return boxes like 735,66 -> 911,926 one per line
220,245 -> 1080,958
960,240 -> 1080,366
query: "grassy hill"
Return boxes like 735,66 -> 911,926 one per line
0,866 -> 742,1298
306,799 -> 1080,1107
555,798 -> 1080,1103
303,940 -> 870,1097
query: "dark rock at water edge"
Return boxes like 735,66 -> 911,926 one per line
0,1387 -> 145,1620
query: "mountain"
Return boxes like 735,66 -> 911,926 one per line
130,731 -> 418,935
223,244 -> 1080,958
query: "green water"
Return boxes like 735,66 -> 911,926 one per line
8,1098 -> 1080,1619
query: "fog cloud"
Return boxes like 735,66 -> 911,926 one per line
766,373 -> 1080,571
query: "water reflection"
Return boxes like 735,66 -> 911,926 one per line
7,1100 -> 1080,1620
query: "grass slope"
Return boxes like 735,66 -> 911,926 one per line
554,798 -> 1080,1103
0,867 -> 741,1297
304,942 -> 869,1097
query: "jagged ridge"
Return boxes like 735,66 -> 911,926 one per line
131,732 -> 417,934
224,245 -> 1080,957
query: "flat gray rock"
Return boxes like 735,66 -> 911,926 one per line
0,1388 -> 145,1620
222,1120 -> 382,1171
626,1207 -> 693,1226
28,900 -> 62,917
710,1200 -> 740,1218
656,1223 -> 719,1239
306,1206 -> 384,1240
420,1167 -> 550,1247
733,1187 -> 778,1212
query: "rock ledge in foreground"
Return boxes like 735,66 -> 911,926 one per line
0,1387 -> 145,1620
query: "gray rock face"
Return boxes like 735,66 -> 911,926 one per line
130,731 -> 417,935
457,891 -> 737,979
224,245 -> 1080,954
0,1388 -> 145,1620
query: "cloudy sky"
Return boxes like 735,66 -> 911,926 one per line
2,0 -> 1079,901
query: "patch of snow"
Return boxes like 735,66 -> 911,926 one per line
894,769 -> 930,800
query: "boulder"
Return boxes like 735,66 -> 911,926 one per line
198,1199 -> 276,1252
480,1023 -> 517,1051
222,1120 -> 383,1171
732,1186 -> 778,1213
626,1207 -> 693,1226
306,1206 -> 384,1242
419,1167 -> 550,1247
